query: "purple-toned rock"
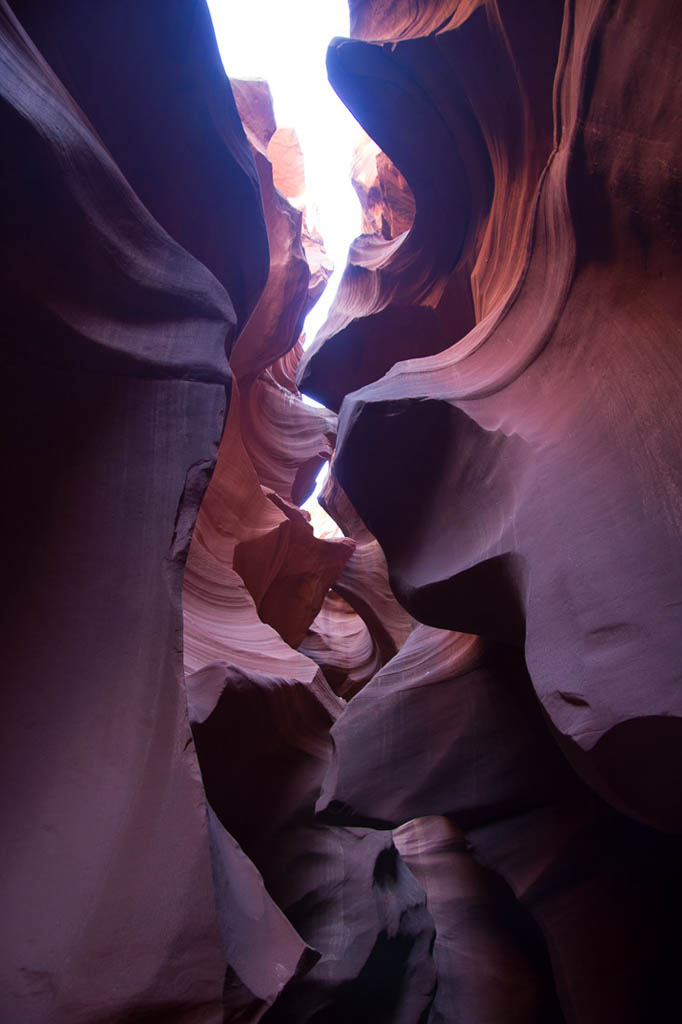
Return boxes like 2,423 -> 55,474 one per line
326,0 -> 682,833
1,2 -> 269,1019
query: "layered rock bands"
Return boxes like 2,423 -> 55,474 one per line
1,2 -> 681,1023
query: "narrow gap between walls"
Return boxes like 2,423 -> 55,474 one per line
206,0 -> 363,529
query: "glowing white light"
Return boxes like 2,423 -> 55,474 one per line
205,0 -> 362,344
301,459 -> 342,538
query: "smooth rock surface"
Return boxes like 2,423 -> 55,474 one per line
1,2 -> 267,1019
328,0 -> 682,833
4,0 -> 681,1020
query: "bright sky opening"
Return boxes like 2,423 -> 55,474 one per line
206,0 -> 362,533
206,0 -> 363,344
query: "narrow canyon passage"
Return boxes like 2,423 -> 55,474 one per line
1,2 -> 681,1022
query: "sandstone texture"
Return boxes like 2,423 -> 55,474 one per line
1,2 -> 259,1020
317,0 -> 682,835
309,0 -> 682,1018
2,0 -> 681,1022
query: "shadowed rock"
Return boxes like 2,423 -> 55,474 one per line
328,0 -> 682,833
1,1 -> 268,1019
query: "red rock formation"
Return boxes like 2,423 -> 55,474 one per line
352,132 -> 415,239
188,662 -> 436,1022
11,0 -> 269,334
182,75 -> 437,1019
309,0 -> 682,1020
4,0 -> 682,1020
1,1 -> 267,1020
349,0 -> 467,42
323,0 -> 682,833
298,590 -> 383,698
394,816 -> 562,1024
184,78 -> 355,660
319,625 -> 682,1021
269,126 -> 306,199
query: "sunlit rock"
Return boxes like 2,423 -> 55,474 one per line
299,590 -> 383,698
4,0 -> 682,1020
327,0 -> 682,833
352,131 -> 415,240
182,68 -> 436,1020
313,0 -> 682,1019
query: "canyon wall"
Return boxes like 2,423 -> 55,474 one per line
1,1 -> 681,1022
305,1 -> 682,1018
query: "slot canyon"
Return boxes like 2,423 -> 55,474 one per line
1,0 -> 681,1021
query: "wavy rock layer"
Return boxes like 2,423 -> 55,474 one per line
4,1 -> 682,1022
299,0 -> 564,408
324,0 -> 682,831
182,75 -> 436,1020
312,0 -> 682,1021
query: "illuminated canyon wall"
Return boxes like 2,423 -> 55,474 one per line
1,1 -> 681,1022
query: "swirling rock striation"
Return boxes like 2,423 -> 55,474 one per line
312,0 -> 682,1020
4,0 -> 682,1021
325,0 -> 682,832
182,73 -> 437,1020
